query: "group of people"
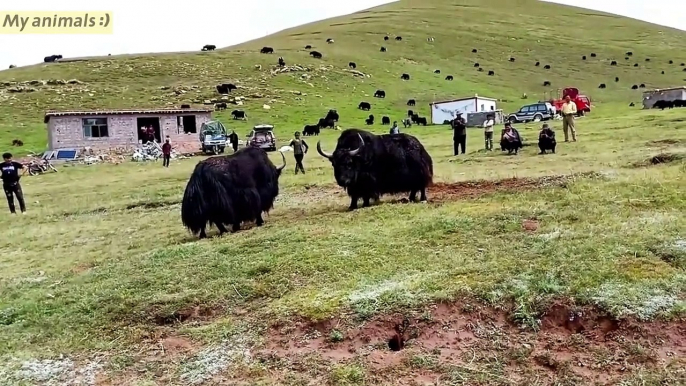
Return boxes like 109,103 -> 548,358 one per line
450,95 -> 579,156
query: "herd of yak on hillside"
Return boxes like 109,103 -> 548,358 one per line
181,35 -> 686,239
204,36 -> 686,135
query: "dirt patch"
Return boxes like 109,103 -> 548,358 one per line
125,200 -> 179,210
149,304 -> 224,326
632,152 -> 686,167
646,139 -> 681,147
259,300 -> 686,384
429,172 -> 600,202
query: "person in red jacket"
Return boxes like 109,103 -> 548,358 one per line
162,139 -> 172,167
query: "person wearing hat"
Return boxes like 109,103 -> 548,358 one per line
389,121 -> 399,135
451,113 -> 467,155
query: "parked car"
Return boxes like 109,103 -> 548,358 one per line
198,120 -> 228,155
507,103 -> 554,124
246,124 -> 277,151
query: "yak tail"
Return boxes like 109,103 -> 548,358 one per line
181,162 -> 234,235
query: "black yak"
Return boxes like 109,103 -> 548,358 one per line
358,101 -> 371,110
181,147 -> 286,238
202,44 -> 216,51
318,117 -> 335,129
407,99 -> 416,106
325,109 -> 339,122
260,46 -> 274,54
303,124 -> 320,136
316,129 -> 433,210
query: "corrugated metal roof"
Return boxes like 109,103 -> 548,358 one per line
44,108 -> 213,123
642,86 -> 686,93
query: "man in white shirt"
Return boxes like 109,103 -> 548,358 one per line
483,115 -> 495,151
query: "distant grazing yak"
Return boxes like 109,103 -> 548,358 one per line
472,49 -> 477,53
384,36 -> 389,41
536,61 -> 541,66
544,65 -> 551,69
626,51 -> 633,56
543,81 -> 551,86
349,62 -> 356,69
509,57 -> 515,62
590,53 -> 597,57
326,38 -> 334,44
365,115 -> 375,125
615,77 -> 620,82
380,47 -> 387,52
216,83 -> 237,94
445,75 -> 453,81
382,116 -> 391,125
181,147 -> 286,238
401,73 -> 410,80
316,129 -> 433,210
474,62 -> 480,67
395,36 -> 402,41
374,89 -> 386,98
202,44 -> 216,51
260,46 -> 274,54
310,51 -> 322,59
488,70 -> 495,76
582,56 -> 586,60
434,69 -> 440,74
407,99 -> 416,106
611,61 -> 617,66
358,101 -> 371,110
231,110 -> 247,119
598,83 -> 606,89
305,45 -> 312,49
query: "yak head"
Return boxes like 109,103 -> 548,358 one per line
317,133 -> 364,188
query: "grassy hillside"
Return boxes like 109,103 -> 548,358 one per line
1,1 -> 686,385
1,0 -> 686,153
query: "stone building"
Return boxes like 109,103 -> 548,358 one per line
44,107 -> 213,151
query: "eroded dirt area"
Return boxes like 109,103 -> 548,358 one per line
94,300 -> 686,385
257,301 -> 685,385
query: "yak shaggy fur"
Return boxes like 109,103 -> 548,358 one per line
181,147 -> 285,238
317,128 -> 433,210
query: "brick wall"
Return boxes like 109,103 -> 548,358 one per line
47,112 -> 213,151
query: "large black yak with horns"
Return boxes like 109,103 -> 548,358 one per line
316,129 -> 433,210
181,147 -> 286,238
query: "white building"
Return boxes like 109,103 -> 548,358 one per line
642,86 -> 686,109
429,95 -> 498,124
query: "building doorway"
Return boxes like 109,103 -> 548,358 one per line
181,115 -> 197,134
137,117 -> 161,143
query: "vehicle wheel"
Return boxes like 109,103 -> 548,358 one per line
533,114 -> 542,122
508,116 -> 517,124
219,146 -> 225,154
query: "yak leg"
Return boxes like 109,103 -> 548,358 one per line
349,195 -> 359,210
362,196 -> 371,207
419,188 -> 427,202
232,222 -> 241,232
216,223 -> 229,235
409,190 -> 417,202
198,227 -> 207,239
256,213 -> 265,226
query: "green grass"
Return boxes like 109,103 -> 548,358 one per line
2,0 -> 686,153
1,0 -> 685,384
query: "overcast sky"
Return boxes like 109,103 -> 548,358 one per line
1,0 -> 684,68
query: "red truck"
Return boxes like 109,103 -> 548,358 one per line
544,88 -> 592,116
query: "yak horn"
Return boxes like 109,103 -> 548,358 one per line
317,140 -> 333,159
277,151 -> 286,171
348,133 -> 365,156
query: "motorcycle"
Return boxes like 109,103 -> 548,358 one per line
27,159 -> 58,176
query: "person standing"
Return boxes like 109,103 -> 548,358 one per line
483,114 -> 495,151
289,131 -> 309,174
561,95 -> 577,142
451,114 -> 467,155
162,139 -> 171,167
389,121 -> 399,135
228,130 -> 239,153
2,152 -> 26,214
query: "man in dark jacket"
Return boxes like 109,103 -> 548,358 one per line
538,123 -> 556,154
228,130 -> 239,153
451,114 -> 467,155
162,139 -> 172,167
1,152 -> 26,214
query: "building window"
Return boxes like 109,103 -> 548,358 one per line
82,118 -> 109,138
